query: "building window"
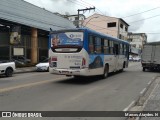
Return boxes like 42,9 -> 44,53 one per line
125,27 -> 128,31
119,34 -> 122,39
107,22 -> 116,27
120,23 -> 123,29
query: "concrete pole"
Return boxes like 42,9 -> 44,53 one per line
31,27 -> 38,64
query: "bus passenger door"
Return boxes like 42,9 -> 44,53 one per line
114,43 -> 119,71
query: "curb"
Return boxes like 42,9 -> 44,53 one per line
14,68 -> 36,74
124,76 -> 158,120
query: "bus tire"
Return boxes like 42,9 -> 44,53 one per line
102,65 -> 109,79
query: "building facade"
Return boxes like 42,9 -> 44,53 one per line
66,14 -> 85,27
0,0 -> 75,65
83,13 -> 129,40
128,33 -> 147,49
128,33 -> 147,56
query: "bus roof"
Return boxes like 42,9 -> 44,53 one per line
50,28 -> 130,45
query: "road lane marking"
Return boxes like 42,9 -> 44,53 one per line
147,80 -> 152,85
140,88 -> 147,95
123,101 -> 135,111
0,77 -> 67,93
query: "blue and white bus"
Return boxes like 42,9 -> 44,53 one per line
49,28 -> 130,78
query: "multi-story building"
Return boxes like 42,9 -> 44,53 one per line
128,33 -> 147,49
83,13 -> 129,40
128,33 -> 147,56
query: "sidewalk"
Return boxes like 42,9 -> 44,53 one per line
15,67 -> 36,74
140,77 -> 160,120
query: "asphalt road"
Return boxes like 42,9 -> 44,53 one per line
0,62 -> 159,120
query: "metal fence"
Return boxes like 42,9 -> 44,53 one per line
0,33 -> 48,63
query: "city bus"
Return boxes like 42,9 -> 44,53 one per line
49,28 -> 130,78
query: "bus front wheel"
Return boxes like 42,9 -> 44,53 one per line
102,65 -> 109,79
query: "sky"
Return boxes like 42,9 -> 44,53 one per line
24,0 -> 160,42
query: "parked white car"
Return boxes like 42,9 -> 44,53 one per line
0,61 -> 16,77
36,58 -> 49,72
133,56 -> 141,62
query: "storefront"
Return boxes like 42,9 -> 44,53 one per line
0,0 -> 75,66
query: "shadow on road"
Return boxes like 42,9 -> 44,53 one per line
55,70 -> 125,85
141,68 -> 160,73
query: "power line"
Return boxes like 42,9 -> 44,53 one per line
129,14 -> 160,24
145,33 -> 160,34
76,0 -> 94,7
74,0 -> 105,15
77,7 -> 95,28
129,32 -> 160,34
86,22 -> 127,34
67,0 -> 90,8
123,7 -> 160,18
71,1 -> 160,26
87,6 -> 160,23
77,0 -> 94,7
81,0 -> 104,15
87,22 -> 160,34
90,13 -> 160,25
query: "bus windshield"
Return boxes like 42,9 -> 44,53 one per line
51,32 -> 83,47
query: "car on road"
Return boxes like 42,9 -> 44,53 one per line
36,58 -> 49,72
133,56 -> 141,62
0,60 -> 16,77
129,56 -> 133,61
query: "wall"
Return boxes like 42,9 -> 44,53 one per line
84,14 -> 128,40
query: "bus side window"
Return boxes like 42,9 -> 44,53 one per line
122,44 -> 124,55
95,37 -> 101,54
109,41 -> 114,54
124,44 -> 127,56
114,43 -> 119,55
104,39 -> 109,54
120,43 -> 123,55
89,35 -> 94,54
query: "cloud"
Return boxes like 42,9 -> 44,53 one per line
24,0 -> 160,42
25,0 -> 77,14
125,14 -> 145,32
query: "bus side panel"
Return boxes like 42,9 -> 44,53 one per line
117,55 -> 127,70
88,55 -> 104,76
104,55 -> 116,72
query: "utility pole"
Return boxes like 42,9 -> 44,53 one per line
77,7 -> 95,28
